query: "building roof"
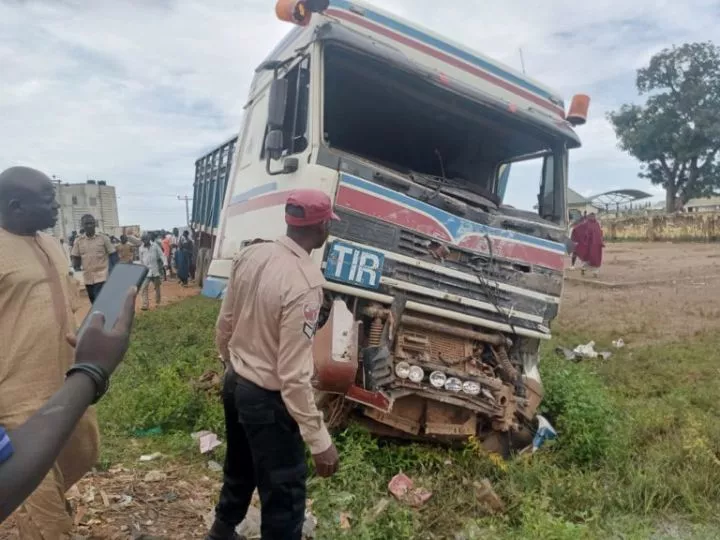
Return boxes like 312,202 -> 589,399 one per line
589,189 -> 652,206
567,188 -> 589,205
686,196 -> 720,207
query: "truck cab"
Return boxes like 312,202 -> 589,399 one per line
204,0 -> 587,450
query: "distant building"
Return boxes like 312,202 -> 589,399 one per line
51,180 -> 120,241
685,196 -> 720,213
567,188 -> 599,221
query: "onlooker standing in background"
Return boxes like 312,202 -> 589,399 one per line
176,230 -> 193,287
139,233 -> 165,310
569,214 -> 588,270
161,234 -> 172,280
71,214 -> 118,303
170,227 -> 180,277
116,234 -> 140,264
578,213 -> 605,278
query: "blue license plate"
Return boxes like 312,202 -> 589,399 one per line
324,241 -> 384,290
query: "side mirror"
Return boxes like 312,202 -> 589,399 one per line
265,129 -> 284,161
268,79 -> 288,129
283,157 -> 299,173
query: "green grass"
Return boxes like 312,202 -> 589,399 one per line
98,297 -> 720,539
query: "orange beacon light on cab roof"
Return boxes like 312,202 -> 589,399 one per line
567,94 -> 590,126
276,0 -> 330,26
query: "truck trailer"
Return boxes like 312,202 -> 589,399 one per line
203,0 -> 589,451
192,136 -> 238,286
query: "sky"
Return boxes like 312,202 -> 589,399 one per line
1,0 -> 719,229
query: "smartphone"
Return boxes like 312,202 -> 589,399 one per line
77,263 -> 148,339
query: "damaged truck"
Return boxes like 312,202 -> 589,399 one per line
202,0 -> 589,452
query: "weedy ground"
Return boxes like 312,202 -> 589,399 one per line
97,295 -> 720,539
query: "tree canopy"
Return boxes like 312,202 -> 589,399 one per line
608,42 -> 720,211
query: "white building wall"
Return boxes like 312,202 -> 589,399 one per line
52,182 -> 120,240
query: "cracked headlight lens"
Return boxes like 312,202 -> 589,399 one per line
444,377 -> 462,392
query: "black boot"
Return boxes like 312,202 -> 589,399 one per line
206,519 -> 246,540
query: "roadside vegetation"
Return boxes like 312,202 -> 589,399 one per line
99,296 -> 720,539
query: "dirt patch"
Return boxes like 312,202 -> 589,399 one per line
74,280 -> 201,326
0,465 -> 219,539
559,242 -> 720,345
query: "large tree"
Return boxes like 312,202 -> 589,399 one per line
608,42 -> 720,211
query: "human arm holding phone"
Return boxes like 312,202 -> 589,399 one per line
0,287 -> 137,522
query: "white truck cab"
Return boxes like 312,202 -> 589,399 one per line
203,0 -> 588,450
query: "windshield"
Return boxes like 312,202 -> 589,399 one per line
322,44 -> 565,218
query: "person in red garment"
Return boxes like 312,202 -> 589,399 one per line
576,213 -> 605,278
569,213 -> 588,270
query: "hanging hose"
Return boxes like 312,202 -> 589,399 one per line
492,346 -> 518,382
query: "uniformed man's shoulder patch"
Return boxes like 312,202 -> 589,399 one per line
303,302 -> 320,339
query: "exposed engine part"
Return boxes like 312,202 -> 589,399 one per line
363,307 -> 511,347
492,346 -> 519,382
492,345 -> 526,397
380,295 -> 407,346
362,346 -> 393,390
516,377 -> 544,421
368,317 -> 383,347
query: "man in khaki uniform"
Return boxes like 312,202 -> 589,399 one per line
207,190 -> 340,540
0,167 -> 99,538
116,234 -> 139,264
71,214 -> 117,303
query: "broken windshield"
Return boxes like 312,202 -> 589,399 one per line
322,43 -> 563,215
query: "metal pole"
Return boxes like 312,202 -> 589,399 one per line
177,195 -> 192,228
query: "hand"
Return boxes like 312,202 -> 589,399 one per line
312,442 -> 339,478
73,286 -> 138,376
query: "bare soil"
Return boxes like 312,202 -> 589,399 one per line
559,242 -> 720,344
74,279 -> 201,325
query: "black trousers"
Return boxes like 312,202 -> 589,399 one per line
85,282 -> 105,303
214,370 -> 307,540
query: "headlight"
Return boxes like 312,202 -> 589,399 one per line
444,377 -> 462,392
462,380 -> 481,396
395,361 -> 411,379
429,371 -> 446,388
410,366 -> 425,383
408,365 -> 424,383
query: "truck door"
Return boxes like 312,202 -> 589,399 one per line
217,55 -> 313,260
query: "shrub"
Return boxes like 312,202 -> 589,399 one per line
539,354 -> 622,467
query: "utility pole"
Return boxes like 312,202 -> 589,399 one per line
178,195 -> 192,229
519,48 -> 527,75
52,175 -> 66,240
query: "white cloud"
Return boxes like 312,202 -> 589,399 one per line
1,0 -> 719,228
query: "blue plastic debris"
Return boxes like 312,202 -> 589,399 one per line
532,415 -> 557,453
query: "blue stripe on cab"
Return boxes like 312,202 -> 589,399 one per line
330,0 -> 559,104
340,173 -> 565,253
229,182 -> 278,206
